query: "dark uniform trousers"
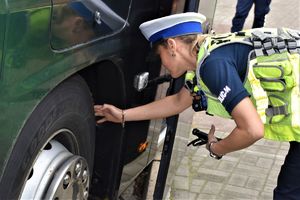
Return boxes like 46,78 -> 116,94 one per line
274,141 -> 300,200
231,0 -> 272,32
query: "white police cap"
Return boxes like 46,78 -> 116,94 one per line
139,12 -> 206,43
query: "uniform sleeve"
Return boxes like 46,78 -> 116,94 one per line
199,58 -> 250,114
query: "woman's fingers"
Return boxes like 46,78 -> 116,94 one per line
95,111 -> 103,116
208,124 -> 217,142
96,117 -> 107,124
94,109 -> 105,116
94,105 -> 110,116
94,105 -> 103,110
94,104 -> 121,123
206,124 -> 216,150
208,125 -> 215,135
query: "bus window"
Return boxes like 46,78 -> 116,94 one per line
50,0 -> 131,50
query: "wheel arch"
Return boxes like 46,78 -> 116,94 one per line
78,59 -> 127,108
78,59 -> 129,198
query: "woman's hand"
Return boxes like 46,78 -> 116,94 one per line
94,104 -> 123,124
206,125 -> 217,150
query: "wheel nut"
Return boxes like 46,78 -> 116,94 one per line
84,191 -> 89,199
75,163 -> 82,176
63,172 -> 71,189
82,170 -> 88,183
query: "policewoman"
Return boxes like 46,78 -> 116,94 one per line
94,12 -> 300,199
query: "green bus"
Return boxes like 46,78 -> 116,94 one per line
0,0 -> 215,199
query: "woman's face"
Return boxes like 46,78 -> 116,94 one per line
157,38 -> 197,78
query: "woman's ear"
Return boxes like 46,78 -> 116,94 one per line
166,38 -> 177,51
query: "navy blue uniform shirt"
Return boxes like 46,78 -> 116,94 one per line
199,43 -> 253,114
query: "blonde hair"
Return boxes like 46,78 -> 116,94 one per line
175,34 -> 208,55
152,34 -> 208,55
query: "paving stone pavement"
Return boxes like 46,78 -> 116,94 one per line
163,0 -> 300,200
166,113 -> 289,200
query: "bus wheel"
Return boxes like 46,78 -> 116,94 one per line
0,75 -> 95,200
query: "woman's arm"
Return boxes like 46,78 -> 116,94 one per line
94,86 -> 193,124
207,97 -> 264,156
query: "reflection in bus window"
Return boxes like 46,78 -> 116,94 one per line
51,0 -> 129,50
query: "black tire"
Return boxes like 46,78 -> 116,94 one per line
0,75 -> 95,199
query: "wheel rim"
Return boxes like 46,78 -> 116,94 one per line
20,140 -> 90,200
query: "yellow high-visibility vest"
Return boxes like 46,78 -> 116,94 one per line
186,28 -> 300,142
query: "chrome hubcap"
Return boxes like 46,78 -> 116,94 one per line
20,140 -> 90,199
